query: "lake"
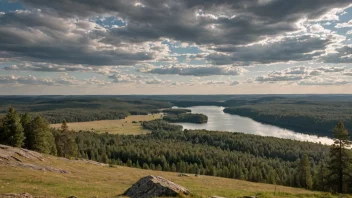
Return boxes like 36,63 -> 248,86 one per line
173,106 -> 334,145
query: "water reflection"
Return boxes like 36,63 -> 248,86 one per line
173,106 -> 334,145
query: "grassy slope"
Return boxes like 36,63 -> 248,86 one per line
50,114 -> 162,135
0,153 -> 340,198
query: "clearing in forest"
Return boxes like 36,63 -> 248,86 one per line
50,114 -> 162,135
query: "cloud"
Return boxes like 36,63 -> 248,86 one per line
207,35 -> 331,65
4,62 -> 93,72
0,74 -> 79,86
309,24 -> 331,33
335,20 -> 352,28
255,66 -> 348,83
344,69 -> 352,76
0,10 -> 154,66
143,65 -> 247,76
145,77 -> 164,85
298,77 -> 350,85
15,0 -> 352,47
108,73 -> 147,84
231,81 -> 240,85
316,66 -> 345,72
322,46 -> 352,63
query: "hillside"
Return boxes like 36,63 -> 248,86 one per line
0,144 -> 335,198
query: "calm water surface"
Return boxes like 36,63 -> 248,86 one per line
173,106 -> 333,145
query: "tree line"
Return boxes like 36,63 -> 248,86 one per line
1,107 -> 352,194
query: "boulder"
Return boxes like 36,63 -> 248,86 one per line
123,175 -> 190,198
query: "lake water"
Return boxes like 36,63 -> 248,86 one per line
173,106 -> 334,145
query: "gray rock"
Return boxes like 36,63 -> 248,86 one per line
0,193 -> 33,198
0,144 -> 69,174
123,175 -> 190,198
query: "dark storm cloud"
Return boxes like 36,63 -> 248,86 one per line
207,35 -> 330,65
16,0 -> 351,46
0,10 -> 154,66
1,0 -> 351,68
323,46 -> 352,63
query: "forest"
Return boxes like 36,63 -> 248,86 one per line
1,95 -> 351,137
1,106 -> 352,194
0,96 -> 171,123
223,102 -> 352,137
163,113 -> 208,123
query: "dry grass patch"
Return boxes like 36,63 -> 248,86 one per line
50,114 -> 162,135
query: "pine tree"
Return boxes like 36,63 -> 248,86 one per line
328,121 -> 351,193
299,154 -> 313,189
0,107 -> 25,147
27,116 -> 57,155
53,120 -> 78,158
21,113 -> 32,148
61,119 -> 69,132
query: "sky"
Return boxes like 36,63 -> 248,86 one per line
0,0 -> 352,94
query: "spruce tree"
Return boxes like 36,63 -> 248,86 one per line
299,154 -> 313,189
328,121 -> 351,193
0,107 -> 25,147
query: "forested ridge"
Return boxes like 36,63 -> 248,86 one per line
0,96 -> 171,123
223,103 -> 352,137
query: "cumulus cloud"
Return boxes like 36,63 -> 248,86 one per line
309,24 -> 331,33
108,73 -> 147,84
0,0 -> 351,65
298,77 -> 350,85
1,0 -> 352,90
143,65 -> 247,76
344,69 -> 352,76
145,77 -> 165,85
255,66 -> 348,84
335,20 -> 352,28
323,46 -> 352,63
4,62 -> 93,72
0,10 -> 154,66
0,74 -> 79,86
207,35 -> 331,65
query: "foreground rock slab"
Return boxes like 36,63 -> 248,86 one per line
0,193 -> 33,198
123,175 -> 190,198
0,144 -> 69,174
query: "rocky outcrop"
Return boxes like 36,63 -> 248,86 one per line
123,175 -> 190,198
0,144 -> 43,162
0,193 -> 33,198
0,144 -> 69,174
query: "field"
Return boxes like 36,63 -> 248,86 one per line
50,114 -> 162,135
0,151 -> 339,198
